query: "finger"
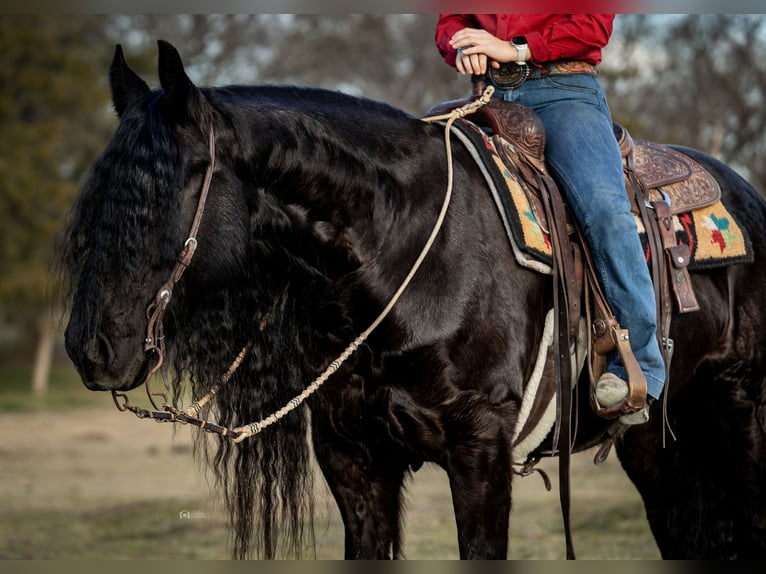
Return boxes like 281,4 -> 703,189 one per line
451,38 -> 470,50
450,28 -> 486,49
451,28 -> 485,43
464,55 -> 478,75
458,50 -> 475,75
467,53 -> 486,75
463,53 -> 476,75
450,28 -> 477,43
455,48 -> 467,74
471,53 -> 487,76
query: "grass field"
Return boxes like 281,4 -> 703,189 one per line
0,366 -> 660,559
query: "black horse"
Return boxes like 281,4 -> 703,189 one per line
60,41 -> 766,559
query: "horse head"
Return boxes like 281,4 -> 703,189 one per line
62,41 -> 251,392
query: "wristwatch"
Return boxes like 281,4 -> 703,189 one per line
512,36 -> 529,64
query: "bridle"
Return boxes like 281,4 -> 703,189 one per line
143,123 -> 217,394
111,123 -> 251,429
110,90 -> 494,442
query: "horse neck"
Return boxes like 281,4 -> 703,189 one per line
223,99 -> 413,246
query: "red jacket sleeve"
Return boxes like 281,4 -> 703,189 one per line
524,15 -> 613,64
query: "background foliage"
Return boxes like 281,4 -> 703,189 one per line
1,14 -> 765,385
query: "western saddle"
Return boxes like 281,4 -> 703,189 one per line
426,81 -> 719,423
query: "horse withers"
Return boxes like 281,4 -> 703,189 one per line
59,41 -> 766,559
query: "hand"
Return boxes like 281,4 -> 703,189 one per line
449,28 -> 517,75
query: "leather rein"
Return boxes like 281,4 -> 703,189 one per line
110,91 -> 494,442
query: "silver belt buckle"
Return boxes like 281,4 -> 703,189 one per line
488,63 -> 530,89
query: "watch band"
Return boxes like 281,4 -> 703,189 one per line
512,36 -> 529,64
516,45 -> 528,63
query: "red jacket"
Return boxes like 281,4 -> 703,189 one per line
435,14 -> 614,68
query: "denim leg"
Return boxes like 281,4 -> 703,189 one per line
495,76 -> 666,398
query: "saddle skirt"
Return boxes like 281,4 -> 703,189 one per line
615,124 -> 721,216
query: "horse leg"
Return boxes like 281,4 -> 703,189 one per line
312,435 -> 406,559
618,364 -> 766,558
446,438 -> 512,559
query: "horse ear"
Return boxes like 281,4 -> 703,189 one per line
157,39 -> 203,120
110,44 -> 150,118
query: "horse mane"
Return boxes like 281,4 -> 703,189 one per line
189,85 -> 445,559
205,84 -> 426,218
178,201 -> 359,559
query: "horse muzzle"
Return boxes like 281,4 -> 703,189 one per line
64,324 -> 151,392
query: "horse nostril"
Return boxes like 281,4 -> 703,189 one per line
85,332 -> 115,367
97,332 -> 116,366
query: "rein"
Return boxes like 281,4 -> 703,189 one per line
111,88 -> 494,442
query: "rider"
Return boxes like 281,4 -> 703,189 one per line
435,14 -> 664,425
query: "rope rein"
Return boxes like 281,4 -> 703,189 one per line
113,88 -> 495,442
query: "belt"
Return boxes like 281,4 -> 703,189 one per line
488,60 -> 597,90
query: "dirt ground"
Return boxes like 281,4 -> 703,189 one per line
0,402 -> 661,559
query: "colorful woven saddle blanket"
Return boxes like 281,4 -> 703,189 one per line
447,118 -> 753,274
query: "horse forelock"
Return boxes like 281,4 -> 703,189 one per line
59,92 -> 184,316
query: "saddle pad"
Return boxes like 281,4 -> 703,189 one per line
634,206 -> 753,271
448,119 -> 753,274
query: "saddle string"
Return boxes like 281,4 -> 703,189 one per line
114,89 -> 497,441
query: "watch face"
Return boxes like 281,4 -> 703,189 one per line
512,35 -> 528,46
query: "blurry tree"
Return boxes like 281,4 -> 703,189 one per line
0,15 -> 115,391
106,15 -> 463,115
603,14 -> 766,194
253,14 -> 464,114
106,14 -> 276,86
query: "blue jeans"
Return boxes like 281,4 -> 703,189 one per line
490,71 -> 665,399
